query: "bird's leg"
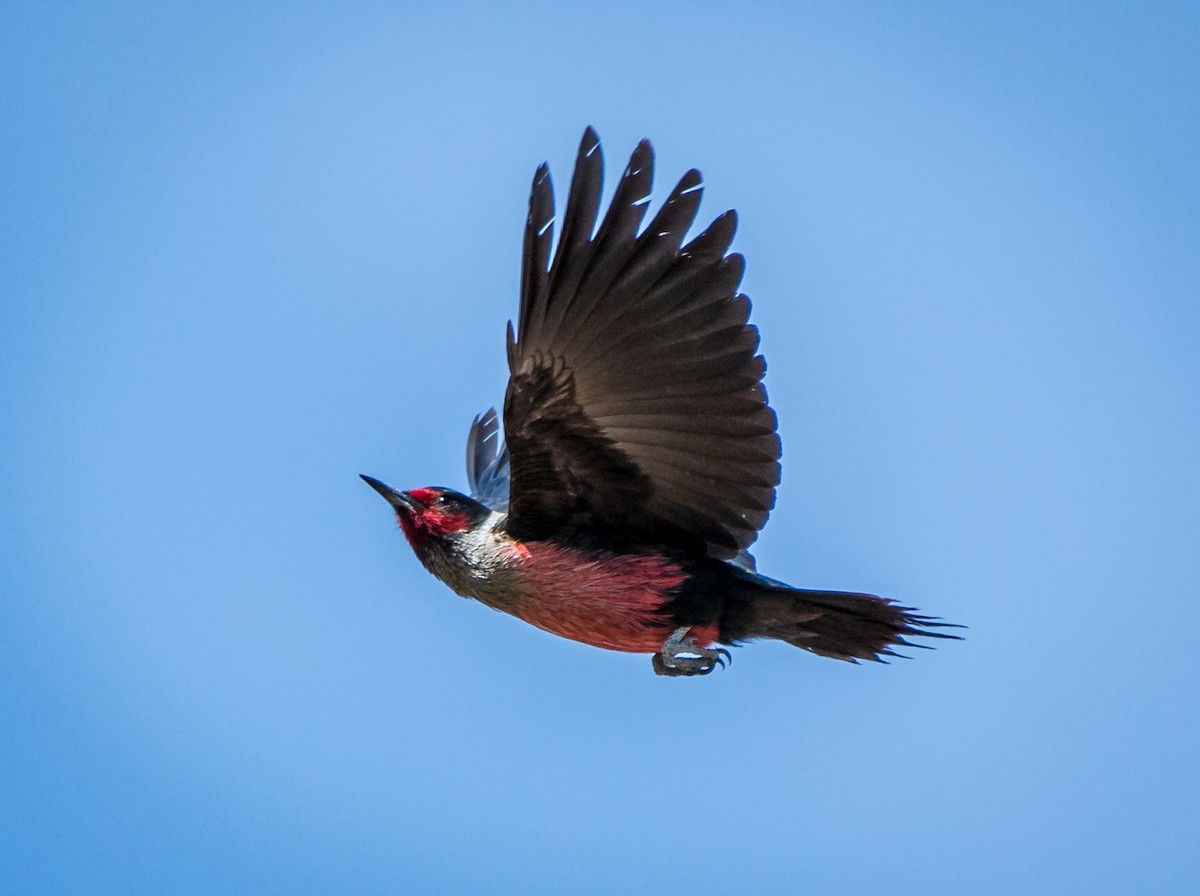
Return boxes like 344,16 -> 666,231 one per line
652,627 -> 731,677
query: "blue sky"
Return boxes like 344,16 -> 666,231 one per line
3,2 -> 1198,893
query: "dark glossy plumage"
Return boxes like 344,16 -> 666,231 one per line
500,127 -> 781,559
465,408 -> 509,510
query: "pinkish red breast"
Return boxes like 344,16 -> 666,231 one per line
511,541 -> 717,653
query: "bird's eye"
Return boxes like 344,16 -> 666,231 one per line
434,494 -> 448,506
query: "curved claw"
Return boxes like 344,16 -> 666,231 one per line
653,627 -> 733,677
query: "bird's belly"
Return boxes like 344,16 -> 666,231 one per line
509,544 -> 717,654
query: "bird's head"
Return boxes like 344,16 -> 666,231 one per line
360,476 -> 491,553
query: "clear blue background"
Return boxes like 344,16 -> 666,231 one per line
3,2 -> 1198,893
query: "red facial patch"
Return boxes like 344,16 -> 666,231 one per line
395,489 -> 470,550
420,508 -> 470,537
406,487 -> 438,505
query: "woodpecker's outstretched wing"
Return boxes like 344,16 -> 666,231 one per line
465,408 -> 510,510
503,128 -> 781,559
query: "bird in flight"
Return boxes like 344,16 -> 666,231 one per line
362,128 -> 958,676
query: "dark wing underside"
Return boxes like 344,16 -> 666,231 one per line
503,128 -> 781,559
466,408 -> 510,510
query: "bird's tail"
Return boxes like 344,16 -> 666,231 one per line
721,576 -> 961,662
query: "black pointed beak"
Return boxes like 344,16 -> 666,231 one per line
360,474 -> 417,512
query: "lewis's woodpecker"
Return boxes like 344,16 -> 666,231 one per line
362,128 -> 959,676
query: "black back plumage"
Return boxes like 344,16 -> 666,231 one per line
499,128 -> 781,559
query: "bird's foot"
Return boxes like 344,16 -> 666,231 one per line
652,627 -> 731,677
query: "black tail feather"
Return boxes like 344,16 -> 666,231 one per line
721,579 -> 963,663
